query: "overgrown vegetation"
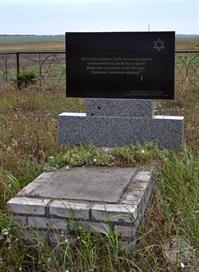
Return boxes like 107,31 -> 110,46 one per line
0,77 -> 199,271
14,70 -> 37,89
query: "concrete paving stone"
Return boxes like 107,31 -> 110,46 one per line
79,221 -> 111,235
7,197 -> 50,215
50,218 -> 68,230
49,200 -> 90,220
143,188 -> 152,203
36,172 -> 55,180
114,224 -> 136,239
134,171 -> 152,182
18,227 -> 48,242
121,190 -> 145,204
66,220 -> 111,235
12,215 -> 27,226
17,172 -> 55,196
119,239 -> 137,251
27,217 -> 50,229
126,191 -> 144,201
91,203 -> 136,223
127,179 -> 149,191
49,230 -> 75,245
27,217 -> 68,230
25,167 -> 136,202
142,178 -> 155,203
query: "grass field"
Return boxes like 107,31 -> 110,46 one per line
0,35 -> 64,52
0,81 -> 198,271
0,41 -> 64,52
0,34 -> 199,52
0,36 -> 199,271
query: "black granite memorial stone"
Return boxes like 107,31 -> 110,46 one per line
66,32 -> 175,99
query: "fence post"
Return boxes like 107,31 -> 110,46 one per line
5,54 -> 8,81
16,52 -> 20,88
39,52 -> 42,88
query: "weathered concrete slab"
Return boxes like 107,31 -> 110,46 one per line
18,167 -> 137,203
7,197 -> 49,215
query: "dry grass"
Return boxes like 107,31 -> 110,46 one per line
176,40 -> 199,51
0,38 -> 198,53
0,41 -> 64,52
0,81 -> 198,271
157,82 -> 199,150
0,86 -> 85,201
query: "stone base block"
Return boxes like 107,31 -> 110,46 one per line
59,113 -> 184,149
86,98 -> 154,117
7,167 -> 155,251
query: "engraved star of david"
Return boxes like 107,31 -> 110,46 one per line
153,38 -> 165,52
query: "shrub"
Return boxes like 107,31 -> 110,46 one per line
15,70 -> 37,88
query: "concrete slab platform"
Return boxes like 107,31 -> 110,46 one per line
18,167 -> 137,203
8,167 -> 155,251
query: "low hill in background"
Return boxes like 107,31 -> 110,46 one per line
0,35 -> 64,43
177,34 -> 199,40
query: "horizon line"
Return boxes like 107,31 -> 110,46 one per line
0,33 -> 199,36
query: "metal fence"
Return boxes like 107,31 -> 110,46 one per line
0,51 -> 199,90
0,51 -> 65,89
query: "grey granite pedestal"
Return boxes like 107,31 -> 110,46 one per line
59,99 -> 184,149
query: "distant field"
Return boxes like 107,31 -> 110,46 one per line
0,34 -> 199,52
0,35 -> 64,52
176,40 -> 199,50
0,41 -> 64,52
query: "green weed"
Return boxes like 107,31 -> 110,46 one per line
0,80 -> 198,271
14,69 -> 37,89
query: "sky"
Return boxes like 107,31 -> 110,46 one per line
0,0 -> 198,35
